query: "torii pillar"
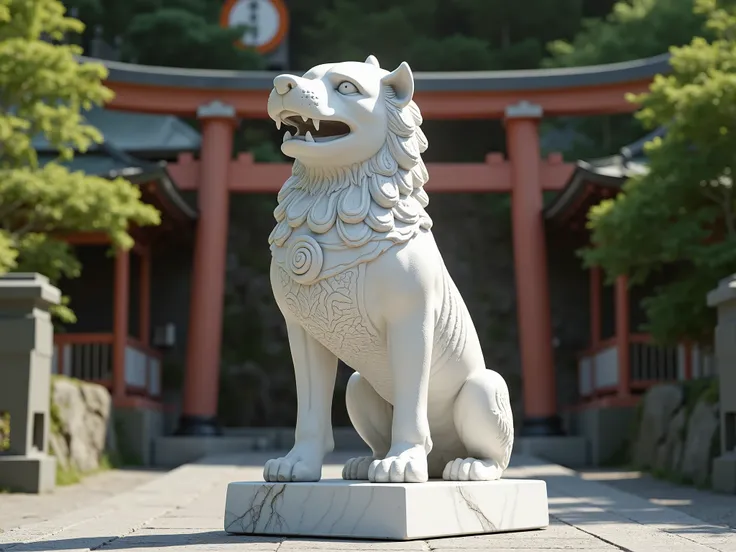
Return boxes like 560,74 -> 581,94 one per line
176,101 -> 237,436
505,101 -> 563,436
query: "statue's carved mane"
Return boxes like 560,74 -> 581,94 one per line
269,87 -> 433,249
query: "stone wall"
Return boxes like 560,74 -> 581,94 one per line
49,376 -> 117,482
632,379 -> 721,487
0,411 -> 8,451
218,193 -> 590,428
1,376 -> 118,485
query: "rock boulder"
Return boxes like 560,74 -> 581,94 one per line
654,407 -> 686,474
50,377 -> 115,474
680,399 -> 720,487
633,384 -> 684,469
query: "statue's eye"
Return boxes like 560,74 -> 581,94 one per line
337,81 -> 359,95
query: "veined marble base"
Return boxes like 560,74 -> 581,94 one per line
224,478 -> 549,540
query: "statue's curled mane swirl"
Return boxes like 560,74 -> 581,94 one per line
268,86 -> 433,251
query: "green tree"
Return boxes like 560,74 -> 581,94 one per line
64,0 -> 264,70
546,0 -> 707,67
297,0 -> 586,71
65,0 -> 619,73
0,0 -> 160,320
543,0 -> 709,160
581,0 -> 736,344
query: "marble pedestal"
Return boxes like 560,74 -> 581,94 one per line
224,478 -> 548,540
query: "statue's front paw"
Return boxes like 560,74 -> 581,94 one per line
442,458 -> 503,481
368,444 -> 428,483
342,456 -> 375,480
263,454 -> 322,482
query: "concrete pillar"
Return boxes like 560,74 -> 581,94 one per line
708,275 -> 736,494
505,101 -> 562,436
176,100 -> 237,436
0,273 -> 60,493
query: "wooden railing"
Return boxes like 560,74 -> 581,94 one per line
577,333 -> 716,399
124,337 -> 162,398
52,333 -> 162,399
53,333 -> 114,388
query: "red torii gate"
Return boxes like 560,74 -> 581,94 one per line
91,53 -> 670,437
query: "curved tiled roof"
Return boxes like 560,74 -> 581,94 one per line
40,142 -> 197,221
110,163 -> 199,222
83,108 -> 201,156
544,128 -> 662,224
99,144 -> 198,221
81,53 -> 671,92
34,107 -> 200,156
543,160 -> 628,224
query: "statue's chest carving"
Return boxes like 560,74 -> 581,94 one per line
277,265 -> 383,362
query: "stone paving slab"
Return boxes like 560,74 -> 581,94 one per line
0,452 -> 734,551
0,469 -> 162,533
579,468 -> 736,530
534,459 -> 736,552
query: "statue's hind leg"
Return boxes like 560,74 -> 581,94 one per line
342,372 -> 393,480
444,369 -> 515,481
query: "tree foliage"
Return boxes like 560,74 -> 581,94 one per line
581,0 -> 736,344
543,0 -> 709,160
63,0 -> 607,72
546,0 -> 708,67
64,0 -> 264,69
0,0 -> 160,319
297,0 -> 586,71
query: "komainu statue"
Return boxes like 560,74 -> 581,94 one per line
264,55 -> 514,484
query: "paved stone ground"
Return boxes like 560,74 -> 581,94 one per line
579,468 -> 736,530
0,452 -> 734,551
0,468 -> 163,533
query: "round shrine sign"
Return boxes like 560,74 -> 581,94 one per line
220,0 -> 289,53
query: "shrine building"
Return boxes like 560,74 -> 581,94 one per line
47,52 -> 715,466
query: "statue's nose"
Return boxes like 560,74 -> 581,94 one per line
273,74 -> 298,96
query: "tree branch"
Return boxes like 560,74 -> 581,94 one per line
11,220 -> 39,240
723,184 -> 736,239
699,185 -> 722,204
6,212 -> 54,239
0,199 -> 25,220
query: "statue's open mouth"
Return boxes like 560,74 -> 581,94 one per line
278,112 -> 351,144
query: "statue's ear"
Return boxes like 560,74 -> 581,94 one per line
365,55 -> 380,68
382,61 -> 414,108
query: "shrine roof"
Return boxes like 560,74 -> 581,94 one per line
39,142 -> 197,222
544,128 -> 662,227
82,53 -> 671,92
33,107 -> 201,157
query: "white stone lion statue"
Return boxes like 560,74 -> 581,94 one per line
264,55 -> 514,484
